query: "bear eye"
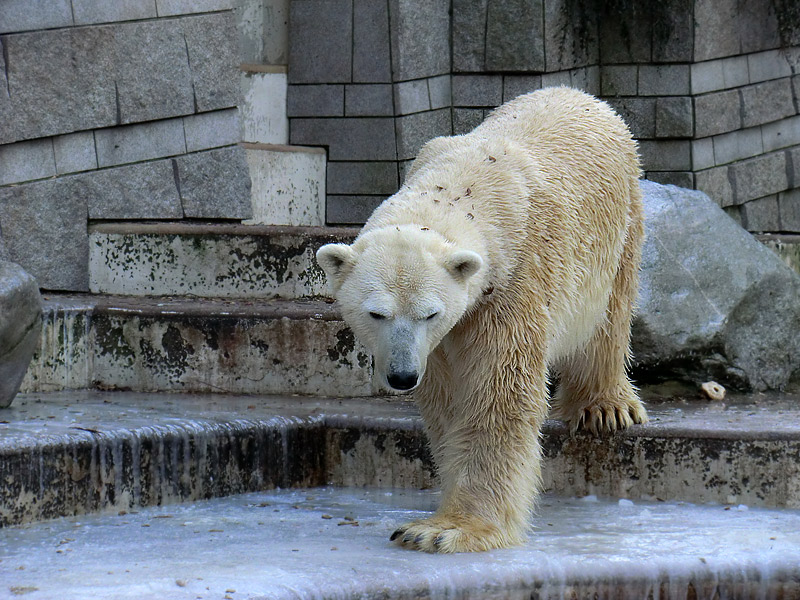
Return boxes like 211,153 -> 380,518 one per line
426,312 -> 439,321
369,312 -> 386,320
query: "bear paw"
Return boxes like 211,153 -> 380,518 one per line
554,391 -> 648,436
390,517 -> 517,553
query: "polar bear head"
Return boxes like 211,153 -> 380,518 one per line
316,225 -> 483,393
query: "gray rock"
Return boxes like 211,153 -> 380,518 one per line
0,261 -> 42,408
633,180 -> 800,390
485,0 -> 544,72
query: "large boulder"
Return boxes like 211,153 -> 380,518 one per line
632,180 -> 800,391
0,255 -> 42,408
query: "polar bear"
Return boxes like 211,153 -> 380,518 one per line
316,87 -> 647,553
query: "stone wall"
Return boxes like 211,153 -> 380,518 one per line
288,0 -> 800,232
0,2 -> 250,291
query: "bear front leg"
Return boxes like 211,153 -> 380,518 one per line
393,333 -> 549,553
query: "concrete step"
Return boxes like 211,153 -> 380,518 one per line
89,222 -> 357,299
757,233 -> 800,276
3,388 -> 799,527
3,486 -> 798,600
20,294 -> 374,396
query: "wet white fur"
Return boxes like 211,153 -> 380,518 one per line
316,87 -> 647,553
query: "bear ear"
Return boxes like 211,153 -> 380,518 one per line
316,243 -> 357,292
444,250 -> 483,283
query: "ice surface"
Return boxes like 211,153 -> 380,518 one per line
2,487 -> 799,600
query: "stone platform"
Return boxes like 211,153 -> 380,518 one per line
2,487 -> 799,599
3,388 -> 800,526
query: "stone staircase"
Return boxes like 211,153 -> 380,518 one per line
21,222 -> 372,397
2,387 -> 800,598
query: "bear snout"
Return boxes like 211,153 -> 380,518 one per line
387,370 -> 419,391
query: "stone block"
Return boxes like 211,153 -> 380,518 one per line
353,0 -> 391,82
0,178 -> 89,291
655,97 -> 693,138
345,85 -> 394,117
394,80 -> 431,115
428,76 -> 451,110
72,160 -> 183,220
544,0 -> 597,72
395,109 -> 451,161
291,118 -> 396,161
694,89 -> 741,138
245,144 -> 325,226
787,146 -> 800,188
94,119 -> 187,168
693,55 -> 750,94
693,0 -> 739,62
763,116 -> 800,153
289,0 -> 352,83
741,79 -> 796,129
601,66 -> 638,97
570,66 -> 600,94
692,138 -> 715,171
237,0 -> 288,65
503,76 -> 542,102
398,159 -> 415,184
722,55 -> 750,89
452,75 -> 502,108
184,109 -> 241,153
327,161 -> 398,195
113,19 -> 195,124
288,85 -> 345,117
0,0 -> 73,34
177,147 -> 252,219
738,0 -> 781,55
0,27 -> 117,144
644,171 -> 694,188
326,195 -> 384,224
605,98 -> 656,139
72,0 -> 156,24
712,127 -> 764,166
638,140 -> 691,171
389,0 -> 450,81
53,132 -> 98,175
183,13 -> 239,111
452,0 -> 488,72
779,189 -> 800,232
0,139 -> 56,186
741,195 -> 781,232
240,71 -> 289,144
651,0 -> 694,62
157,0 -> 235,16
540,70 -> 571,88
453,109 -> 484,135
690,60 -> 724,95
695,165 -> 734,207
729,151 -> 788,204
597,3 -> 651,64
485,0 -> 545,72
638,65 -> 691,96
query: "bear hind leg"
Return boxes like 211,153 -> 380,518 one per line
551,203 -> 647,436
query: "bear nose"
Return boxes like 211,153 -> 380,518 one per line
387,371 -> 418,391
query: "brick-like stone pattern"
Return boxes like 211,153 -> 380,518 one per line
0,5 -> 251,291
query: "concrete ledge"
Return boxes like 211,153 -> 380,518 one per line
20,295 -> 373,396
89,223 -> 358,298
3,389 -> 800,527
